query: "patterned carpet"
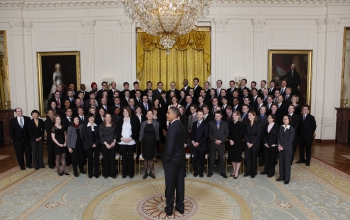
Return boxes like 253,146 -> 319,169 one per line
0,157 -> 350,220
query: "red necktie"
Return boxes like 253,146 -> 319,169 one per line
57,99 -> 61,108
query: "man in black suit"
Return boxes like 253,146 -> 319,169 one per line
49,90 -> 64,110
119,82 -> 130,100
162,107 -> 186,216
251,88 -> 259,110
121,90 -> 131,107
202,105 -> 213,123
100,97 -> 111,114
44,109 -> 55,169
130,81 -> 139,98
84,98 -> 98,113
191,110 -> 209,177
283,87 -> 292,106
166,81 -> 180,100
184,95 -> 193,116
258,80 -> 267,97
96,81 -> 108,100
181,79 -> 191,95
215,80 -> 223,100
9,108 -> 32,170
223,105 -> 233,122
297,105 -> 316,166
240,79 -> 250,95
262,88 -> 269,105
153,82 -> 165,101
134,89 -> 142,106
276,95 -> 288,116
210,97 -> 219,116
279,64 -> 301,96
79,84 -> 90,101
192,78 -> 202,100
77,107 -> 88,125
188,88 -> 198,105
111,97 -> 124,113
266,95 -> 274,114
143,81 -> 153,96
258,106 -> 268,166
241,104 -> 249,124
108,82 -> 119,98
226,80 -> 237,100
232,97 -> 242,114
268,80 -> 276,96
256,97 -> 264,115
50,84 -> 67,100
140,95 -> 152,115
279,80 -> 287,97
208,111 -> 229,178
66,91 -> 76,108
288,104 -> 299,164
147,89 -> 154,103
72,98 -> 83,115
203,81 -> 211,98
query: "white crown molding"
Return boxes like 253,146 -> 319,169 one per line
252,18 -> 266,32
326,17 -> 341,32
0,0 -> 350,8
316,18 -> 326,33
119,19 -> 133,33
214,18 -> 229,32
9,21 -> 23,35
81,20 -> 95,33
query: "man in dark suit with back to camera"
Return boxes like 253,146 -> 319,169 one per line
208,111 -> 229,178
162,107 -> 186,216
296,105 -> 316,166
10,108 -> 32,170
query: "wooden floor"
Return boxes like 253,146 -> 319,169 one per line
1,142 -> 350,175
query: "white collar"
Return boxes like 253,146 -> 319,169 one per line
171,119 -> 178,124
87,123 -> 97,127
197,119 -> 203,124
282,125 -> 290,129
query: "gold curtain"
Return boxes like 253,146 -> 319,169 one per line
136,29 -> 211,91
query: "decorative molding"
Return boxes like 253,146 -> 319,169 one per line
81,20 -> 95,34
119,19 -> 133,33
316,18 -> 326,33
252,18 -> 266,32
326,17 -> 341,32
9,21 -> 23,35
1,0 -> 350,8
23,22 -> 33,36
214,18 -> 229,32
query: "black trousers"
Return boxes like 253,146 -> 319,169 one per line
14,140 -> 32,168
46,138 -> 55,168
208,144 -> 225,175
279,150 -> 292,181
120,144 -> 135,176
71,143 -> 85,173
245,144 -> 259,176
163,162 -> 185,213
192,148 -> 206,175
101,144 -> 117,177
86,146 -> 100,177
298,135 -> 313,162
65,147 -> 71,166
291,138 -> 297,164
30,140 -> 44,169
258,140 -> 265,165
263,146 -> 276,176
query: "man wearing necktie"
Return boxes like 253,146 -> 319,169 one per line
297,105 -> 316,166
10,108 -> 32,170
208,111 -> 229,178
258,106 -> 268,166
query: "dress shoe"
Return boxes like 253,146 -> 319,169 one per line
260,172 -> 267,175
122,175 -> 127,178
143,173 -> 148,179
27,166 -> 33,169
111,175 -> 117,179
295,160 -> 305,164
103,175 -> 108,179
35,167 -> 39,170
276,178 -> 284,181
284,181 -> 289,184
207,173 -> 212,177
149,173 -> 155,179
251,175 -> 256,178
220,173 -> 228,178
63,172 -> 70,176
234,175 -> 238,179
193,173 -> 198,177
95,175 -> 99,178
305,161 -> 310,166
267,175 -> 273,178
175,207 -> 184,214
243,173 -> 250,177
129,175 -> 134,179
88,175 -> 92,178
58,172 -> 63,176
74,173 -> 79,177
20,167 -> 25,170
199,174 -> 203,178
80,170 -> 86,174
165,210 -> 172,216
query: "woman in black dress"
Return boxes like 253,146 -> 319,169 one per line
139,110 -> 159,179
261,114 -> 279,177
228,111 -> 244,179
51,115 -> 68,176
244,111 -> 260,178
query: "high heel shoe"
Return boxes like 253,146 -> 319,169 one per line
58,172 -> 63,176
234,174 -> 238,179
63,172 -> 70,176
143,173 -> 148,179
149,173 -> 156,179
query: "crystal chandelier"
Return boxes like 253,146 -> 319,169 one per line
122,0 -> 215,52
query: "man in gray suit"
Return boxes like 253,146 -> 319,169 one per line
208,111 -> 229,178
187,104 -> 198,161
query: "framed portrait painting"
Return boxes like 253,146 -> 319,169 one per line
268,50 -> 312,106
37,51 -> 81,117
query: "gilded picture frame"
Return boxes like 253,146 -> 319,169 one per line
37,51 -> 81,117
268,50 -> 312,106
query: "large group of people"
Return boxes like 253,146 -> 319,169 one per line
9,65 -> 317,187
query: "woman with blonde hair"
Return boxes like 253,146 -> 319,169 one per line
228,111 -> 244,179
